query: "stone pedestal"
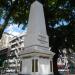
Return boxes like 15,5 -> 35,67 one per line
19,46 -> 54,75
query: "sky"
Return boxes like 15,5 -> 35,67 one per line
0,18 -> 27,37
4,24 -> 27,36
0,18 -> 68,37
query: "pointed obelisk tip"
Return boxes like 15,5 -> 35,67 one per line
31,0 -> 42,7
24,0 -> 49,48
27,0 -> 46,35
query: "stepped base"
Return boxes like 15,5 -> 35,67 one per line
18,74 -> 53,75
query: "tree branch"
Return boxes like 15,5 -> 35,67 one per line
0,0 -> 18,39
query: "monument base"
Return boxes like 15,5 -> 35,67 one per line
19,46 -> 54,75
18,74 -> 53,75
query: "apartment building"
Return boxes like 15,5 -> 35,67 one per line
0,32 -> 12,49
0,32 -> 13,74
57,49 -> 69,75
6,32 -> 25,73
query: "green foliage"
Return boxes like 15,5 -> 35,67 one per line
0,54 -> 6,67
0,0 -> 75,51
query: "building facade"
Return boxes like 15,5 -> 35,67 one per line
0,32 -> 12,49
57,49 -> 69,75
6,32 -> 25,73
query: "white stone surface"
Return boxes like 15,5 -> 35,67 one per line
21,57 -> 53,75
22,58 -> 32,74
39,58 -> 50,74
24,1 -> 49,48
27,1 -> 47,35
20,1 -> 54,75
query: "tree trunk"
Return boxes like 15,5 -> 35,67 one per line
53,53 -> 60,75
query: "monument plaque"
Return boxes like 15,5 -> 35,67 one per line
19,1 -> 54,75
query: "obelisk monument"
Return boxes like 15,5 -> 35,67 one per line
19,1 -> 54,75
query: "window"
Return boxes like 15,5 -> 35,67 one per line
32,59 -> 34,72
11,45 -> 15,48
35,59 -> 38,72
32,59 -> 38,72
50,61 -> 53,72
20,61 -> 22,72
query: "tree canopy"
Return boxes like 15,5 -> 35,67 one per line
0,0 -> 75,52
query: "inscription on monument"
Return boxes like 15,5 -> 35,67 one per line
38,34 -> 48,44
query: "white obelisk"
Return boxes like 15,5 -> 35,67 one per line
19,1 -> 54,75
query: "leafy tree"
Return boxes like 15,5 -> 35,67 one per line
0,54 -> 7,67
0,0 -> 75,75
0,48 -> 8,67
